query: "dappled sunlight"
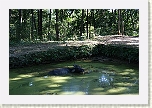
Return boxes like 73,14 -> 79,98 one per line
49,76 -> 72,83
107,87 -> 127,94
48,84 -> 61,88
93,87 -> 104,91
115,82 -> 133,86
130,73 -> 136,75
103,36 -> 139,46
9,9 -> 139,95
124,69 -> 134,72
9,59 -> 139,95
18,74 -> 34,78
10,77 -> 22,81
119,71 -> 131,75
60,91 -> 85,95
10,74 -> 34,81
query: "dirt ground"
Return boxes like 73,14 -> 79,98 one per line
9,35 -> 139,57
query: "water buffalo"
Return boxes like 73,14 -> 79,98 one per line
73,65 -> 84,73
48,65 -> 84,76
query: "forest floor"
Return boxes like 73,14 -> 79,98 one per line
9,35 -> 139,57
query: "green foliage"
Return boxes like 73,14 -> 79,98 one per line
93,44 -> 139,63
9,9 -> 139,42
10,44 -> 138,69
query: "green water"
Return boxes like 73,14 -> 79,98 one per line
9,60 -> 139,95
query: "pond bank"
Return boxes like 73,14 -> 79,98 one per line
9,43 -> 139,69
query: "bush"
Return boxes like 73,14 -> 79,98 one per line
92,44 -> 139,63
9,44 -> 139,69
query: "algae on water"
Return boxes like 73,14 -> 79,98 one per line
9,60 -> 139,95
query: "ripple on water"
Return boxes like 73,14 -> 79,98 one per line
98,71 -> 114,87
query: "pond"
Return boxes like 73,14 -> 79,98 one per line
9,59 -> 139,95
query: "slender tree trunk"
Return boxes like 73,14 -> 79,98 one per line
9,9 -> 12,38
121,10 -> 124,35
48,9 -> 51,41
16,9 -> 22,41
38,9 -> 42,40
55,9 -> 59,41
33,16 -> 37,40
39,9 -> 42,40
80,9 -> 84,36
31,9 -> 34,41
91,9 -> 95,27
38,9 -> 40,40
118,9 -> 121,35
86,9 -> 89,39
122,21 -> 124,35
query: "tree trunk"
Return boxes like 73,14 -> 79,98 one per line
39,9 -> 43,40
31,9 -> 34,41
38,9 -> 43,40
9,9 -> 12,38
16,9 -> 22,41
122,21 -> 124,35
121,10 -> 124,35
118,9 -> 121,35
48,9 -> 51,41
80,9 -> 84,36
33,16 -> 37,40
55,9 -> 59,41
37,9 -> 40,40
86,9 -> 89,39
91,9 -> 95,27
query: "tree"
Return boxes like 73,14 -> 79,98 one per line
55,9 -> 59,41
122,21 -> 124,35
38,9 -> 43,40
16,9 -> 22,41
30,9 -> 34,41
9,9 -> 12,39
9,9 -> 139,43
118,9 -> 121,35
33,11 -> 37,40
80,9 -> 84,36
48,9 -> 52,41
86,9 -> 89,39
91,9 -> 95,27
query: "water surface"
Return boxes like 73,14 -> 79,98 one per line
9,60 -> 139,95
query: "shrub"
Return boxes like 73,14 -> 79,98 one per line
9,44 -> 139,69
93,44 -> 139,63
